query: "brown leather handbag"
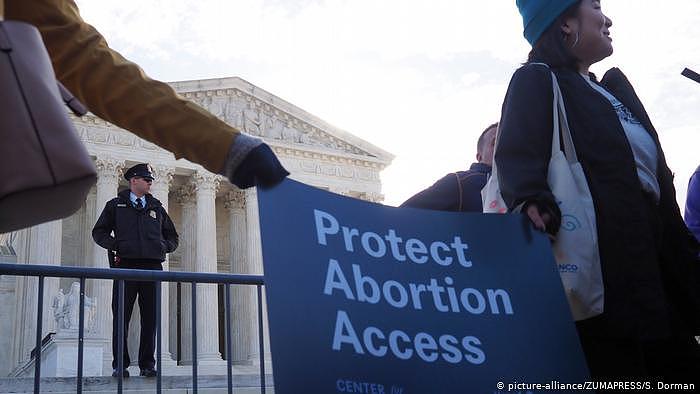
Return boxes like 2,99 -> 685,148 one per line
0,20 -> 96,233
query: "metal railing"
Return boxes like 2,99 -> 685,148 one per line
0,263 -> 268,394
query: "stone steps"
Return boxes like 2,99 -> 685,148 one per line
0,374 -> 275,393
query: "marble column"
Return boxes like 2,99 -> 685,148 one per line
244,188 -> 271,363
148,166 -> 176,364
174,184 -> 196,365
90,157 -> 124,371
193,172 -> 222,363
10,220 -> 62,370
0,272 -> 16,377
223,190 -> 250,363
82,188 -> 96,269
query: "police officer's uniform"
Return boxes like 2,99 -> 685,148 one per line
92,163 -> 179,377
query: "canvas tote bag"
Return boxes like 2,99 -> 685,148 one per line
482,71 -> 604,321
0,20 -> 96,233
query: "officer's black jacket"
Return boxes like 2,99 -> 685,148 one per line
92,189 -> 179,263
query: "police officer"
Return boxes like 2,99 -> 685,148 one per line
92,163 -> 179,378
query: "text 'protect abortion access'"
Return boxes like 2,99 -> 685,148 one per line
314,209 -> 517,366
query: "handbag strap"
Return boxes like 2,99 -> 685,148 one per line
550,71 -> 579,164
0,21 -> 86,117
57,81 -> 87,116
0,23 -> 11,51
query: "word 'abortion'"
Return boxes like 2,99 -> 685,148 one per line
313,209 -> 517,365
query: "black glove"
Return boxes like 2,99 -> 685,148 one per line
230,143 -> 289,189
108,250 -> 118,267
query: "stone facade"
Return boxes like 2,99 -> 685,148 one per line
0,76 -> 392,376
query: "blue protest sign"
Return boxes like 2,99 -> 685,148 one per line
258,179 -> 591,394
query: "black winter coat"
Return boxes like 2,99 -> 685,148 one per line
496,64 -> 700,339
400,163 -> 491,212
92,189 -> 179,263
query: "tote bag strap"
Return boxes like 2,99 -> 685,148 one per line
525,63 -> 579,164
549,71 -> 579,164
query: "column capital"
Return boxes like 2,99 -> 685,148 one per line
192,171 -> 222,194
174,183 -> 196,205
150,165 -> 175,190
224,189 -> 246,211
94,157 -> 124,183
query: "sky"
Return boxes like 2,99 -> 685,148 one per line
76,0 -> 699,208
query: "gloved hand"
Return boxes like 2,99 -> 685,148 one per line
523,200 -> 561,237
108,249 -> 119,268
230,143 -> 289,189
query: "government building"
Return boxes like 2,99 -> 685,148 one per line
0,76 -> 393,378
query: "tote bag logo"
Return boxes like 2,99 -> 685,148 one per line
558,263 -> 579,273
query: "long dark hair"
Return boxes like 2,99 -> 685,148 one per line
527,1 -> 582,70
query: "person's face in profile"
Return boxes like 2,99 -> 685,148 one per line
562,0 -> 614,66
130,176 -> 152,196
477,126 -> 497,166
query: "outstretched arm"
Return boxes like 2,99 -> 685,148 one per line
7,0 -> 287,188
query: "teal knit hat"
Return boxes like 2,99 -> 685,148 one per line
517,0 -> 579,46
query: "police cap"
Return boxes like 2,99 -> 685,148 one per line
124,163 -> 154,181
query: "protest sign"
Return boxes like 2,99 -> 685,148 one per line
258,179 -> 590,393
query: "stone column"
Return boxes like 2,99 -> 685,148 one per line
82,188 -> 96,269
193,172 -> 222,363
10,220 -> 62,370
174,184 -> 196,365
10,229 -> 30,369
90,157 -> 124,372
0,272 -> 16,377
223,190 -> 250,363
148,166 -> 176,364
244,189 -> 271,363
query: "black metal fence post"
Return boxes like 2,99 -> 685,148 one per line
117,279 -> 125,394
257,285 -> 266,394
224,284 -> 233,394
77,276 -> 86,394
34,275 -> 45,394
156,280 -> 162,393
191,282 -> 198,393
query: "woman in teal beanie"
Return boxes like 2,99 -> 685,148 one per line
497,0 -> 700,383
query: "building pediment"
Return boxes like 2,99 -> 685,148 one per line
73,76 -> 393,167
168,77 -> 393,165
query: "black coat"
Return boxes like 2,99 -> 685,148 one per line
400,163 -> 491,212
92,189 -> 179,264
496,64 -> 700,339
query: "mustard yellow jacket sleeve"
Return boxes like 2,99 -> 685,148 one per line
5,0 -> 239,174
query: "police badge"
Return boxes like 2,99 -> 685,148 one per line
149,210 -> 157,219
